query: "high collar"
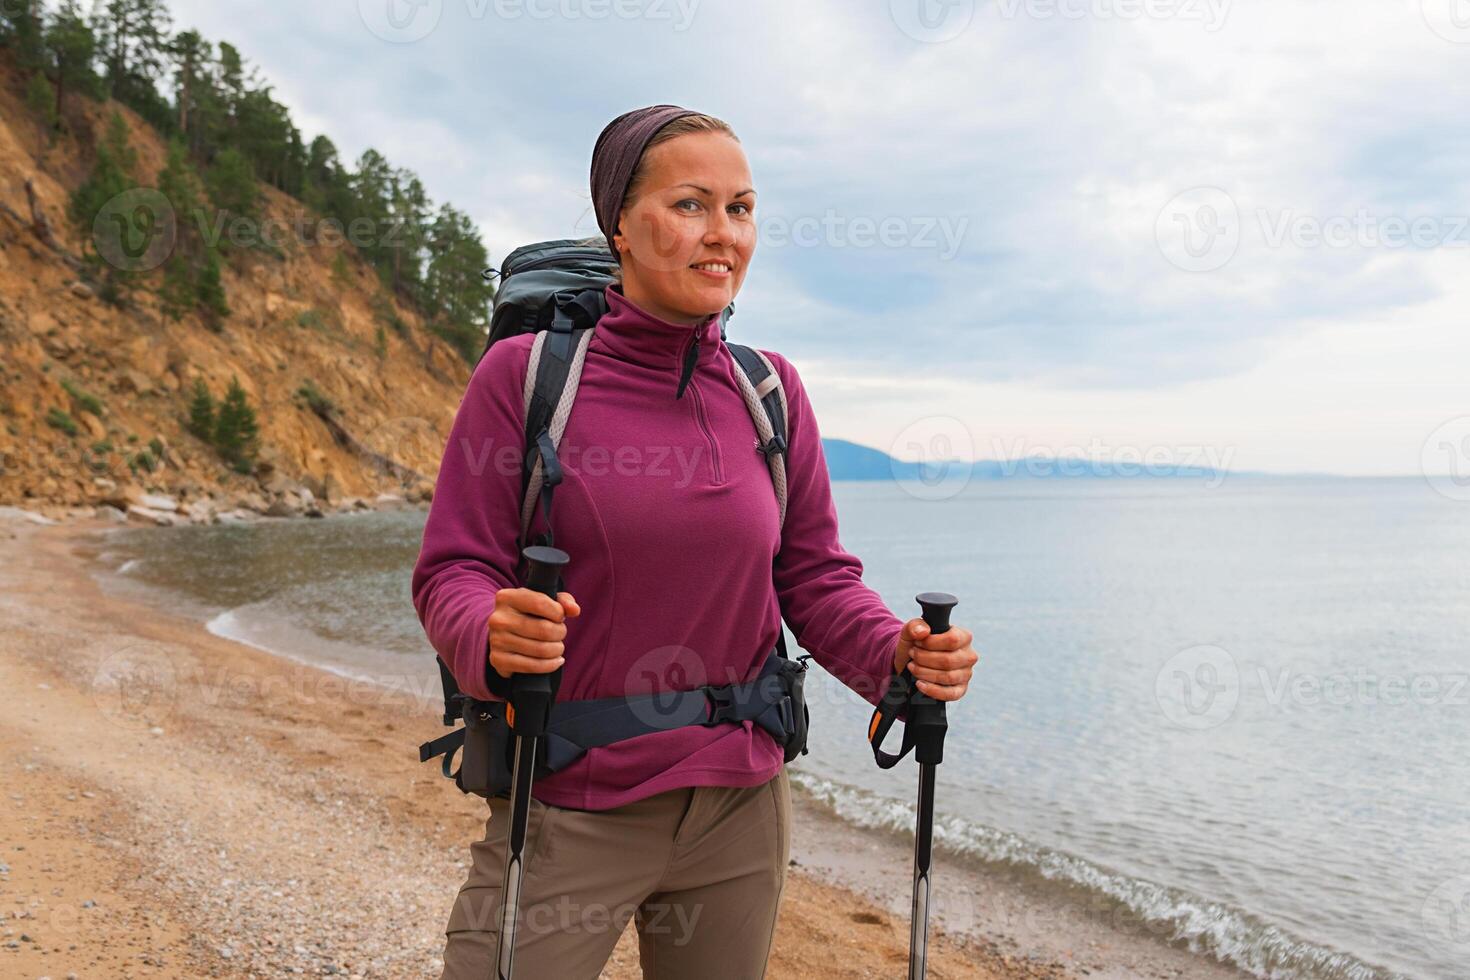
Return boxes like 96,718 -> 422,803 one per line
595,283 -> 723,373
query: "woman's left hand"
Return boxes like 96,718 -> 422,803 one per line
893,618 -> 978,702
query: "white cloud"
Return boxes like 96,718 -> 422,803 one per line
162,0 -> 1467,473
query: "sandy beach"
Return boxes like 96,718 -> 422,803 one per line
0,511 -> 1235,979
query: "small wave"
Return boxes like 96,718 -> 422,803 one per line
118,558 -> 142,574
788,770 -> 1403,980
205,606 -> 441,705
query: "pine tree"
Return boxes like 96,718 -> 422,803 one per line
25,72 -> 56,146
167,29 -> 210,141
155,138 -> 207,320
204,147 -> 256,218
1,0 -> 46,71
213,376 -> 258,473
302,135 -> 355,221
95,0 -> 173,128
42,0 -> 102,127
186,379 -> 215,440
70,112 -> 138,300
387,169 -> 430,295
70,111 -> 136,237
350,149 -> 394,273
197,245 -> 229,327
159,250 -> 195,318
422,204 -> 496,363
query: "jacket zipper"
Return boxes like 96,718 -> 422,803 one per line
677,328 -> 724,485
690,380 -> 724,485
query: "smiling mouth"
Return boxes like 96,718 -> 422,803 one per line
690,261 -> 733,275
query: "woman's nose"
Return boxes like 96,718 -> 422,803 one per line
704,209 -> 737,248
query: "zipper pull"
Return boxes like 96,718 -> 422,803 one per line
676,333 -> 699,399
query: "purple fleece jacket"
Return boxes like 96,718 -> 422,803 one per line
411,283 -> 905,810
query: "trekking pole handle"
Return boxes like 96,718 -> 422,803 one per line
507,545 -> 570,736
523,544 -> 568,599
910,592 -> 956,767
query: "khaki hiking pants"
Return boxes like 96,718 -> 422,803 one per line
440,767 -> 793,980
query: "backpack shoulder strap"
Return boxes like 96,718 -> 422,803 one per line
726,343 -> 789,531
519,322 -> 595,551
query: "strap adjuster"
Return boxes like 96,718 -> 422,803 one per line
757,434 -> 787,459
702,685 -> 737,726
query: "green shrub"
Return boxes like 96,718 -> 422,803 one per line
45,408 -> 77,436
213,376 -> 259,472
61,378 -> 104,416
295,380 -> 334,415
331,251 -> 353,287
183,377 -> 260,472
186,379 -> 216,440
296,308 -> 327,331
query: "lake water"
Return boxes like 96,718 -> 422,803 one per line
87,477 -> 1470,979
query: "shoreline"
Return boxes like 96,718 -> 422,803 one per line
2,512 -> 1069,978
1,508 -> 1266,979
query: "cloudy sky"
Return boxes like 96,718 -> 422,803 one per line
168,0 -> 1470,476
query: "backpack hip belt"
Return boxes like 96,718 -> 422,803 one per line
419,643 -> 812,799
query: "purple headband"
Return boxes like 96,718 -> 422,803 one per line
590,104 -> 700,254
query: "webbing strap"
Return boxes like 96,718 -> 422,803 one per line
867,668 -> 918,769
420,648 -> 793,778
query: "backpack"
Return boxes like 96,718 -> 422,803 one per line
420,236 -> 800,787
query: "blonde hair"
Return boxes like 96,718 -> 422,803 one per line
610,113 -> 740,282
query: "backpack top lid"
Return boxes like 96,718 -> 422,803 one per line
479,236 -> 735,362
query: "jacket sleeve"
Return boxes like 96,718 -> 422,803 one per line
765,351 -> 905,708
410,337 -> 531,703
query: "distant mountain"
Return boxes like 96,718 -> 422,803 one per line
820,438 -> 1224,482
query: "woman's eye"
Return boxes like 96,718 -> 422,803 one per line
676,199 -> 700,212
730,203 -> 751,216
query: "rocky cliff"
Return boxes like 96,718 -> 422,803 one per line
0,56 -> 474,523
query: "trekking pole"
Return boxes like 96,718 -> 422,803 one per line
867,591 -> 956,980
495,543 -> 570,980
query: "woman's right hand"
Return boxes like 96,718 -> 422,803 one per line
487,587 -> 581,681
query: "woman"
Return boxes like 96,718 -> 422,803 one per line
411,104 -> 979,980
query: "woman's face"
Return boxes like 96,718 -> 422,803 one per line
613,132 -> 757,326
